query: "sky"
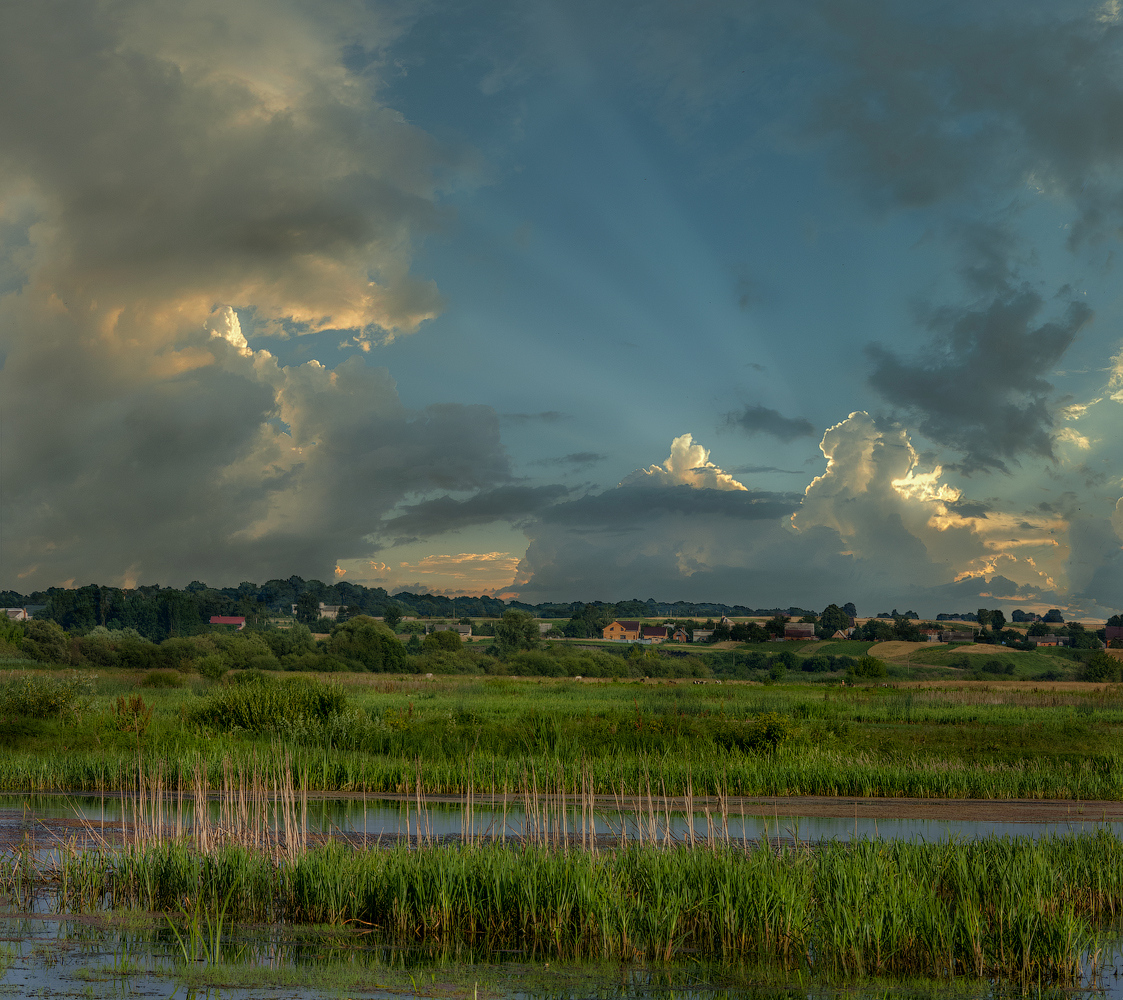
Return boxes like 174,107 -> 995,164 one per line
2,0 -> 1123,618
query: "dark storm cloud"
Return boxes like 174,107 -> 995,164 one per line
501,411 -> 570,424
866,291 -> 1091,473
537,484 -> 801,531
723,404 -> 815,441
377,484 -> 572,540
729,464 -> 805,475
530,452 -> 607,468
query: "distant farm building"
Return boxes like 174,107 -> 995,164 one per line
640,626 -> 668,644
784,623 -> 816,640
603,620 -> 641,641
209,616 -> 246,630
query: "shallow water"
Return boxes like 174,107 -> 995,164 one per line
0,913 -> 1115,1000
4,793 -> 1123,848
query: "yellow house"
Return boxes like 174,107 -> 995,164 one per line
602,620 -> 641,641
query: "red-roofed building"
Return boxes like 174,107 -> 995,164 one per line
1107,626 -> 1123,642
640,626 -> 668,644
210,616 -> 246,631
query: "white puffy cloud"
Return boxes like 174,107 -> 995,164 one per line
619,433 -> 747,491
513,413 -> 1104,613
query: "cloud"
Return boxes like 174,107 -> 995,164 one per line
396,551 -> 521,591
728,464 -> 806,475
501,411 -> 570,424
867,290 -> 1092,473
530,452 -> 607,468
723,404 -> 816,442
377,484 -> 571,540
0,1 -> 508,590
620,433 -> 747,490
513,412 -> 1100,613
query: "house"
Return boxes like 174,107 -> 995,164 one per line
921,631 -> 941,643
603,620 -> 641,641
671,627 -> 690,642
1107,626 -> 1123,642
640,626 -> 668,644
939,630 -> 974,643
209,616 -> 246,631
2,608 -> 28,621
720,615 -> 734,626
784,623 -> 816,640
1033,637 -> 1070,647
452,624 -> 472,639
830,629 -> 850,640
692,629 -> 715,643
288,602 -> 344,620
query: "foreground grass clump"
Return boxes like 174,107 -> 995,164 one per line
186,671 -> 346,732
29,832 -> 1123,981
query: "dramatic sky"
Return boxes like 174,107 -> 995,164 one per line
3,0 -> 1123,617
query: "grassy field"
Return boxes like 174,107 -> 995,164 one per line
3,665 -> 1123,798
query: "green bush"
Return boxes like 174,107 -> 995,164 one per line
1082,652 -> 1120,682
196,653 -> 229,680
422,629 -> 462,652
849,655 -> 887,679
0,671 -> 96,719
325,617 -> 405,671
22,619 -> 69,663
138,668 -> 183,688
188,672 -> 347,732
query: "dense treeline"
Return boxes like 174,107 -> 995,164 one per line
0,578 -> 823,642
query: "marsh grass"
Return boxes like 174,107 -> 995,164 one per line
9,832 -> 1121,983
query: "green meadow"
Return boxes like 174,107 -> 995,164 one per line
3,658 -> 1122,798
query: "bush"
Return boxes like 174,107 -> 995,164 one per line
422,629 -> 462,652
196,653 -> 229,680
138,668 -> 183,688
849,655 -> 887,679
325,617 -> 405,672
0,671 -> 96,720
188,673 -> 347,732
1083,652 -> 1120,682
801,655 -> 832,673
22,619 -> 69,663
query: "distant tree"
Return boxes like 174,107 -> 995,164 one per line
295,592 -> 319,625
423,630 -> 462,652
819,604 -> 851,634
1064,622 -> 1101,650
989,610 -> 1007,632
849,655 -> 887,679
325,617 -> 405,671
842,603 -> 858,619
764,614 -> 790,638
1028,621 -> 1052,636
1043,609 -> 1065,623
494,609 -> 540,657
976,609 -> 993,631
709,622 -> 731,643
382,603 -> 404,630
1107,614 -> 1123,627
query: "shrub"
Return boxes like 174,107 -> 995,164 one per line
188,672 -> 347,732
801,655 -> 832,673
1083,652 -> 1120,682
196,653 -> 229,680
849,655 -> 887,679
0,671 -> 96,720
422,629 -> 462,652
325,617 -> 405,671
139,668 -> 183,688
22,619 -> 69,663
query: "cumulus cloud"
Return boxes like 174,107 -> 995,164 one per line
723,404 -> 815,442
513,412 -> 1097,612
0,0 -> 505,590
620,433 -> 747,490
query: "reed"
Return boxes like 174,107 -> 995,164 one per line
10,832 -> 1122,982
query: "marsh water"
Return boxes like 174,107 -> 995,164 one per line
4,792 -> 1123,849
0,912 -> 1120,1000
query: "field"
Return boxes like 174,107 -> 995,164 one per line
3,663 -> 1123,799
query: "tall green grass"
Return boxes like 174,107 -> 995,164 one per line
20,832 -> 1123,980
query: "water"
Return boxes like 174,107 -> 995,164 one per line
3,793 -> 1122,848
0,913 -> 1116,1000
